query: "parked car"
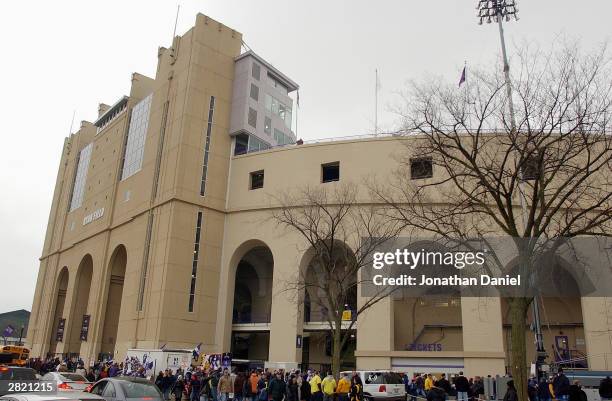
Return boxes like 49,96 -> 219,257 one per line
0,392 -> 104,401
88,377 -> 163,401
341,371 -> 405,401
40,373 -> 91,392
0,366 -> 39,396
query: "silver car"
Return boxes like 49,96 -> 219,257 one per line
0,392 -> 104,401
88,377 -> 163,401
40,373 -> 92,392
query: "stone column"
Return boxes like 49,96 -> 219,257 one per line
355,296 -> 393,370
582,297 -> 612,370
461,297 -> 506,376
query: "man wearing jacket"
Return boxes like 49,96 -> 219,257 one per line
553,369 -> 570,401
600,376 -> 612,401
455,372 -> 470,401
269,372 -> 287,401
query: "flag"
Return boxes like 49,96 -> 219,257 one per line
192,343 -> 202,360
458,65 -> 467,87
2,325 -> 15,338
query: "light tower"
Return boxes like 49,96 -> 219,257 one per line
476,0 -> 548,379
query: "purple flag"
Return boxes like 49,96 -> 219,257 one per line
2,325 -> 15,337
458,66 -> 466,87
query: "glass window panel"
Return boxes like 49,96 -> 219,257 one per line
69,143 -> 93,212
121,94 -> 152,180
265,94 -> 272,113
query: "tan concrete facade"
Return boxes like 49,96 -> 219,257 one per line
27,13 -> 612,375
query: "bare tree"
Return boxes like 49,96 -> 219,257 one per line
272,183 -> 400,376
373,42 -> 612,400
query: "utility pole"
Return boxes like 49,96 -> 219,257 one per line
476,0 -> 548,379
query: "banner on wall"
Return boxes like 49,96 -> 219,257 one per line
80,315 -> 90,341
56,318 -> 65,342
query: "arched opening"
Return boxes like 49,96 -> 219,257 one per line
66,254 -> 93,356
230,245 -> 274,363
501,256 -> 586,370
48,267 -> 69,356
100,245 -> 127,360
300,241 -> 358,372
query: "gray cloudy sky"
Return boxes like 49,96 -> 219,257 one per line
0,0 -> 610,313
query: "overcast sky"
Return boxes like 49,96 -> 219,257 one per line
0,0 -> 610,314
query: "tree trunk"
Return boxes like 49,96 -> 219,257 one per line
331,322 -> 342,378
509,297 -> 531,401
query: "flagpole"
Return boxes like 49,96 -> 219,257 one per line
295,90 -> 299,139
375,69 -> 378,135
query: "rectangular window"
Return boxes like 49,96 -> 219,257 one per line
264,117 -> 272,135
322,162 -> 340,183
265,94 -> 272,113
250,84 -> 259,101
69,143 -> 93,211
250,170 -> 264,190
521,151 -> 543,181
247,135 -> 271,153
200,96 -> 215,196
252,63 -> 261,80
248,107 -> 257,128
121,94 -> 153,180
188,211 -> 203,312
410,157 -> 433,179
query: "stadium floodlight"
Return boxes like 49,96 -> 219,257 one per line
476,0 -> 519,25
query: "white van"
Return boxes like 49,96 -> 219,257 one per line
340,371 -> 406,401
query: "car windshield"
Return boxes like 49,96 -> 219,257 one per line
61,373 -> 88,382
120,381 -> 161,398
0,368 -> 37,380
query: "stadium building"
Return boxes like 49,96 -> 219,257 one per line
26,14 -> 612,375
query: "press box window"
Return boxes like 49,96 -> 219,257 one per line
410,157 -> 433,179
250,170 -> 264,190
322,162 -> 340,183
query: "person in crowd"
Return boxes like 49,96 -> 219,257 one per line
337,372 -> 351,401
569,381 -> 587,401
435,374 -> 451,395
156,371 -> 166,391
600,376 -> 612,401
109,362 -> 120,377
301,373 -> 312,401
537,377 -> 552,401
75,363 -> 86,377
415,375 -> 426,398
172,375 -> 186,401
247,370 -> 260,401
425,374 -> 434,392
287,375 -> 300,401
86,367 -> 96,383
310,371 -> 323,401
455,372 -> 469,401
321,371 -> 336,401
426,385 -> 446,401
528,377 -> 538,401
201,371 -> 212,401
218,369 -> 233,401
269,371 -> 287,401
553,369 -> 570,401
503,381 -> 518,401
349,374 -> 363,401
234,371 -> 246,401
191,371 -> 203,401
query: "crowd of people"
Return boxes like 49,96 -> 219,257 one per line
153,369 -> 363,401
25,357 -> 612,401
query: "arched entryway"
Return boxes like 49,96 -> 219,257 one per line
300,241 -> 358,372
230,245 -> 274,363
48,267 -> 69,356
100,245 -> 127,359
66,254 -> 93,356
